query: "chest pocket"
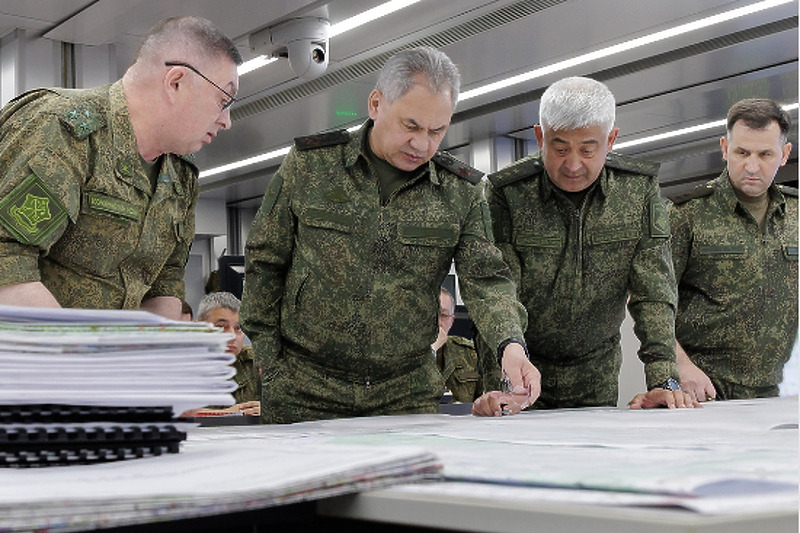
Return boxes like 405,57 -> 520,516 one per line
515,232 -> 563,249
696,244 -> 746,258
299,206 -> 354,234
50,190 -> 143,277
398,222 -> 459,247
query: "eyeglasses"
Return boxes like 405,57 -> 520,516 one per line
165,61 -> 237,111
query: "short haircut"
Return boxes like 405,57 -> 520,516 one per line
376,46 -> 460,110
539,76 -> 616,135
727,98 -> 791,144
136,16 -> 242,66
196,291 -> 241,321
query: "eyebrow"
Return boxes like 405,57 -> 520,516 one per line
407,119 -> 448,133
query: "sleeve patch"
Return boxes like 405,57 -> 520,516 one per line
649,196 -> 670,238
0,173 -> 68,245
260,173 -> 283,217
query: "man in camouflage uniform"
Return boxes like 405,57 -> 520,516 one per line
433,287 -> 500,402
0,17 -> 241,319
473,77 -> 698,416
241,47 -> 538,424
192,292 -> 260,416
669,98 -> 798,401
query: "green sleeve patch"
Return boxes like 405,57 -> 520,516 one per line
649,196 -> 670,238
481,201 -> 494,242
261,173 -> 283,217
0,173 -> 68,245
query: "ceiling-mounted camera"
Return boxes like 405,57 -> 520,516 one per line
249,17 -> 330,80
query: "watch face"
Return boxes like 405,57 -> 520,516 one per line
665,378 -> 680,391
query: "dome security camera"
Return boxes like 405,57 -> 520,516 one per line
255,17 -> 330,81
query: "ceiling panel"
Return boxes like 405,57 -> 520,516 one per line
0,0 -> 795,205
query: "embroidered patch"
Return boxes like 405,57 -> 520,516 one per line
85,191 -> 142,221
0,173 -> 68,245
649,197 -> 670,238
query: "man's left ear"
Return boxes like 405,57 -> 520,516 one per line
607,127 -> 620,149
781,142 -> 792,165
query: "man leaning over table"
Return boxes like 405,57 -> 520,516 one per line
473,76 -> 699,416
241,46 -> 539,424
0,16 -> 241,320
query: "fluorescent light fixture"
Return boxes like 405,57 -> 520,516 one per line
200,125 -> 363,179
614,103 -> 799,150
238,0 -> 422,76
238,55 -> 278,76
460,0 -> 794,101
330,0 -> 422,37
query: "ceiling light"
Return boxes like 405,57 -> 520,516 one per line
238,0 -> 422,76
614,103 -> 799,150
459,0 -> 794,101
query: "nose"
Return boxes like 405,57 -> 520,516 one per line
743,154 -> 760,173
563,152 -> 582,173
218,108 -> 232,130
408,130 -> 428,153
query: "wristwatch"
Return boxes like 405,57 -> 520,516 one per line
650,377 -> 680,391
496,338 -> 529,366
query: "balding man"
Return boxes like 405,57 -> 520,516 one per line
0,16 -> 240,319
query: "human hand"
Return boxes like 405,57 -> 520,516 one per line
235,401 -> 261,416
628,389 -> 701,409
677,359 -> 716,402
500,343 -> 541,406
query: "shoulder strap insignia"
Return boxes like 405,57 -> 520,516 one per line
487,156 -> 543,188
294,129 -> 349,151
59,102 -> 104,140
432,151 -> 483,184
778,184 -> 798,198
605,151 -> 660,177
670,182 -> 714,205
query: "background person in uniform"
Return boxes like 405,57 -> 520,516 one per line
241,46 -> 538,424
0,16 -> 241,319
669,98 -> 797,401
183,291 -> 260,417
473,76 -> 699,417
180,299 -> 194,321
433,286 -> 499,402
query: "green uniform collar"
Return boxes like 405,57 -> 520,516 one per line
348,120 -> 443,186
716,170 -> 787,219
538,154 -> 609,204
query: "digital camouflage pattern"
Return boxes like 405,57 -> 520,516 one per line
669,172 -> 798,399
486,152 -> 679,408
0,81 -> 198,308
436,335 -> 499,402
241,120 -> 527,423
232,344 -> 260,404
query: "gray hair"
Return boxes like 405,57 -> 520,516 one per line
136,16 -> 242,66
539,77 -> 615,135
376,46 -> 460,110
196,291 -> 241,321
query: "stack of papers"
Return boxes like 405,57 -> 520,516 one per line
0,305 -> 235,467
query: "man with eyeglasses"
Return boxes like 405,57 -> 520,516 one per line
0,16 -> 241,318
433,286 -> 499,403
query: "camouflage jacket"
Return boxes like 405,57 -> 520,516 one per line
486,153 -> 678,407
668,172 -> 798,398
0,81 -> 198,308
233,344 -> 260,403
436,335 -> 499,402
241,121 -> 527,382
